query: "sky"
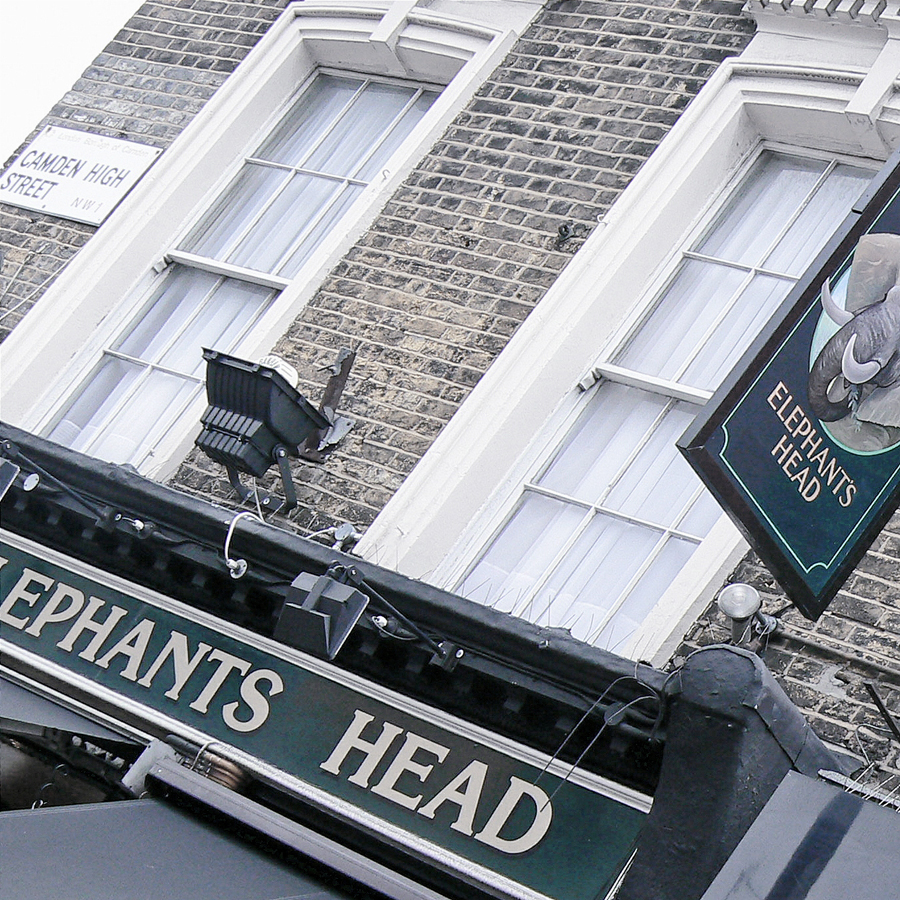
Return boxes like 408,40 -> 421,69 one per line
1,0 -> 140,164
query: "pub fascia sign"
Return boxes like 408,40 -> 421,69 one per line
0,126 -> 161,225
679,147 -> 900,619
0,531 -> 648,900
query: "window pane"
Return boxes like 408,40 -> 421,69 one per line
84,370 -> 197,467
49,358 -> 142,453
615,260 -> 746,380
678,489 -> 722,537
278,183 -> 364,278
695,153 -> 827,267
678,272 -> 791,391
459,494 -> 586,613
159,278 -> 272,376
260,75 -> 363,166
603,401 -> 702,526
184,165 -> 290,261
119,268 -> 217,362
539,383 -> 669,503
764,163 -> 871,275
591,536 -> 696,653
305,82 -> 422,178
531,516 -> 662,631
356,91 -> 440,181
119,269 -> 271,377
227,173 -> 341,272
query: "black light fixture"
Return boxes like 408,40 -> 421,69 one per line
274,563 -> 463,667
0,459 -> 20,502
196,349 -> 329,513
274,571 -> 369,659
716,583 -> 778,646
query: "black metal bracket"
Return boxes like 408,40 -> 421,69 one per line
299,348 -> 356,463
225,443 -> 297,515
864,682 -> 900,744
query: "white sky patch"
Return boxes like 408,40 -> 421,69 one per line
1,0 -> 140,165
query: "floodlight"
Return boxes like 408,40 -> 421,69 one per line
196,349 -> 329,512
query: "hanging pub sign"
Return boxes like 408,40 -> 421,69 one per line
0,531 -> 648,900
679,147 -> 900,620
0,126 -> 161,225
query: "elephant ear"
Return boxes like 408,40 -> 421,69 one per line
856,386 -> 900,428
846,234 -> 900,313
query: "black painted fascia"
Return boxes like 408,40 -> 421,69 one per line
0,422 -> 661,696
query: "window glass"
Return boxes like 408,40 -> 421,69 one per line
304,82 -> 420,177
696,154 -> 827,266
279,183 -> 365,277
356,92 -> 438,181
186,166 -> 290,262
539,383 -> 669,502
46,71 -> 439,472
227,173 -> 343,272
49,268 -> 273,469
763,162 -> 873,275
614,261 -> 747,385
260,75 -> 363,166
459,494 -> 588,613
678,272 -> 790,391
457,150 -> 874,654
531,516 -> 663,632
183,75 -> 437,277
118,267 -> 216,361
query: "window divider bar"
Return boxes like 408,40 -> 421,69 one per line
165,252 -> 291,291
589,363 -> 713,405
523,483 -> 706,543
246,157 -> 367,187
681,250 -> 796,282
103,350 -> 207,383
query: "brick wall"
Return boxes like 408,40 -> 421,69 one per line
0,0 -> 289,343
4,0 -> 899,811
676,523 -> 900,793
169,0 -> 756,534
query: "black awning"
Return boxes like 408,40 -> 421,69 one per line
0,798 -> 359,900
0,674 -> 129,741
701,770 -> 900,900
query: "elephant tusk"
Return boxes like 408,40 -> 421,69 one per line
821,280 -> 854,327
826,375 -> 851,404
841,332 -> 881,384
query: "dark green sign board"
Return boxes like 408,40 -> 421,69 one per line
680,148 -> 900,619
0,533 -> 646,900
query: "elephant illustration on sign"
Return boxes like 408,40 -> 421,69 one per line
807,233 -> 900,451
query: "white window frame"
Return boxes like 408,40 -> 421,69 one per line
354,15 -> 900,664
1,0 -> 540,477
